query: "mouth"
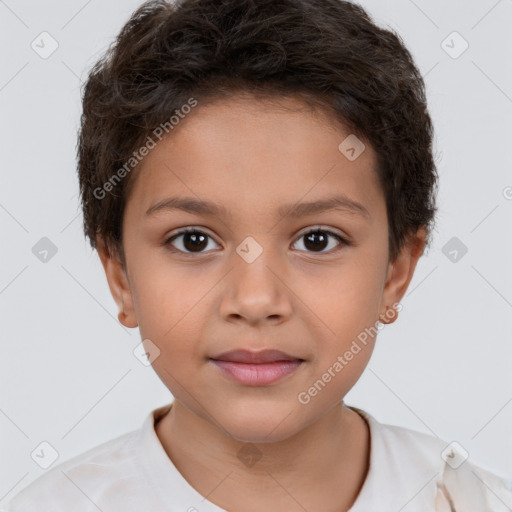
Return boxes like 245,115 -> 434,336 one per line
210,348 -> 304,364
209,349 -> 305,386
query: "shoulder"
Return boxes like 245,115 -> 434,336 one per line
352,406 -> 512,510
353,406 -> 449,471
1,429 -> 141,512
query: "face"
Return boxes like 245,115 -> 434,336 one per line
98,94 -> 425,443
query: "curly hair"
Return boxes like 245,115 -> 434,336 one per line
77,0 -> 439,266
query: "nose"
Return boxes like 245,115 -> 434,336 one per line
219,247 -> 293,326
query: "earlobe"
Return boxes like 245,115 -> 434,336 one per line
96,238 -> 138,329
379,228 -> 427,324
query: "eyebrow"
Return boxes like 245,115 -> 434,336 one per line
145,194 -> 370,220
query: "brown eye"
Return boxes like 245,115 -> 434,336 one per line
292,228 -> 347,254
165,228 -> 220,255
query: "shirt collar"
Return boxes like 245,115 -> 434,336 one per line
136,402 -> 228,512
136,401 -> 442,511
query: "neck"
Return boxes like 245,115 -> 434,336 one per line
155,399 -> 370,511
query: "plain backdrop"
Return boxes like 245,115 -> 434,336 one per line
1,0 -> 511,503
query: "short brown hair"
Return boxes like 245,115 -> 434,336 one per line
77,0 -> 439,266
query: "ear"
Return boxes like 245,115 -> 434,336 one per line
379,228 -> 427,325
96,237 -> 138,328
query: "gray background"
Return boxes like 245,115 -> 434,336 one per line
1,0 -> 511,503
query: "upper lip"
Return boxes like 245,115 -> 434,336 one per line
210,349 -> 304,364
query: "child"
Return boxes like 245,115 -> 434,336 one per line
4,0 -> 512,510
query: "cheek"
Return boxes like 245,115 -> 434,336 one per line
129,263 -> 192,339
130,266 -> 212,360
307,254 -> 386,363
310,257 -> 385,325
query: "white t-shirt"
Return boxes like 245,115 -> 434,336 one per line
2,402 -> 512,512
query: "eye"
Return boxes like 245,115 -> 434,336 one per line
164,226 -> 349,257
164,227 -> 220,255
291,227 -> 348,254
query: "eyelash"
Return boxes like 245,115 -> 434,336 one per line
163,226 -> 350,257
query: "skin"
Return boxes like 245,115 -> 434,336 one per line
97,93 -> 426,512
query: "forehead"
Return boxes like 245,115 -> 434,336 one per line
124,94 -> 382,222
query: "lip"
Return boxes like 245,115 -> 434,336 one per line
210,360 -> 304,386
209,349 -> 305,386
210,349 -> 303,364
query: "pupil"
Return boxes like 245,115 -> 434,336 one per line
184,232 -> 207,252
304,231 -> 327,251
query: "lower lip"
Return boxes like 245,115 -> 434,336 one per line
210,359 -> 304,386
